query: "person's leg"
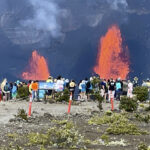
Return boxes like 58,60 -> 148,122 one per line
115,90 -> 118,100
112,91 -> 115,99
148,89 -> 150,100
0,93 -> 1,102
8,92 -> 10,100
9,92 -> 11,100
127,89 -> 129,97
32,91 -> 35,100
6,93 -> 8,101
108,90 -> 111,102
118,90 -> 121,101
130,90 -> 133,98
2,93 -> 5,101
81,92 -> 83,100
35,91 -> 37,100
14,92 -> 17,100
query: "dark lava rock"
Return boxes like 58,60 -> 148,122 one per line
91,110 -> 100,115
43,113 -> 53,118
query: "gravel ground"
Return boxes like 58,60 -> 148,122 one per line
0,100 -> 150,150
0,100 -> 119,124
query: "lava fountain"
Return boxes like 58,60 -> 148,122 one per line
94,25 -> 129,80
22,50 -> 50,80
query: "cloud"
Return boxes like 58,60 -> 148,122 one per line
107,0 -> 128,10
0,0 -> 128,46
20,0 -> 64,38
0,0 -> 67,45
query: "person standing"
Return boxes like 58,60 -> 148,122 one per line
78,80 -> 82,100
69,80 -> 76,100
86,79 -> 93,100
12,83 -> 17,100
127,80 -> 133,98
100,79 -> 105,98
115,78 -> 122,101
80,80 -> 87,100
31,81 -> 38,101
1,78 -> 7,101
108,79 -> 115,102
3,82 -> 11,101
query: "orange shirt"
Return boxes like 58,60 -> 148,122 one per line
31,82 -> 38,91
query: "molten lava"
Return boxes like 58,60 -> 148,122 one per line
22,50 -> 50,80
94,25 -> 129,80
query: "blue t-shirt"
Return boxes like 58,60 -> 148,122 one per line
81,83 -> 86,92
116,82 -> 121,90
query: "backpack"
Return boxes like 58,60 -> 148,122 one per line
4,84 -> 9,92
86,81 -> 91,89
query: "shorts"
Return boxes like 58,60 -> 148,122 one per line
46,90 -> 52,96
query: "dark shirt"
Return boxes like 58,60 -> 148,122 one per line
109,81 -> 115,91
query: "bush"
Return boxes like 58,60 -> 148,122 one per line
88,113 -> 148,135
93,92 -> 104,110
133,86 -> 148,102
106,121 -> 148,135
145,106 -> 150,111
88,113 -> 127,125
17,86 -> 30,99
119,96 -> 138,112
138,142 -> 149,150
135,113 -> 150,124
16,109 -> 28,121
28,121 -> 85,149
56,88 -> 70,102
91,77 -> 100,89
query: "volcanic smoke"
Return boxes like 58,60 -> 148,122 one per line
94,25 -> 129,80
22,50 -> 50,80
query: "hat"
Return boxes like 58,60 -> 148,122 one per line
48,76 -> 52,79
65,79 -> 69,83
70,82 -> 75,87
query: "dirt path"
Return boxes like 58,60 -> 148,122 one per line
0,100 -> 120,124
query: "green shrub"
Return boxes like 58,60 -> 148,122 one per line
17,86 -> 29,99
28,121 -> 85,149
91,77 -> 100,89
119,96 -> 138,112
135,113 -> 150,124
145,106 -> 150,111
101,134 -> 109,144
88,113 -> 148,135
56,88 -> 70,102
133,86 -> 148,102
105,111 -> 112,116
88,113 -> 127,125
16,109 -> 28,121
138,142 -> 148,150
93,92 -> 104,110
106,121 -> 148,135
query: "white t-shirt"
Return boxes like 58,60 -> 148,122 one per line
128,82 -> 133,91
55,80 -> 64,91
79,83 -> 82,90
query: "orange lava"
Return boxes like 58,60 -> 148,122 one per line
22,50 -> 50,80
94,25 -> 129,80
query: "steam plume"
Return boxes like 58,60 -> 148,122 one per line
107,0 -> 128,10
20,0 -> 63,38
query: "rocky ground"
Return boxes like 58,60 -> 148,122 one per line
0,100 -> 150,150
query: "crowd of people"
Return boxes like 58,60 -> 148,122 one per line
0,78 -> 27,101
1,75 -> 150,102
77,77 -> 134,102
